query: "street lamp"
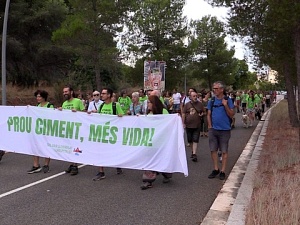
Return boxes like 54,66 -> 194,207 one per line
1,0 -> 11,105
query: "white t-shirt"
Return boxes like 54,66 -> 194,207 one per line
182,96 -> 191,106
88,100 -> 103,112
172,92 -> 181,104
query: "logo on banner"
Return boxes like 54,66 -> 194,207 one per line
73,147 -> 83,156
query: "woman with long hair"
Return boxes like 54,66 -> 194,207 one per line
141,95 -> 171,190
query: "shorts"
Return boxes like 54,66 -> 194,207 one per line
186,128 -> 201,143
208,128 -> 231,152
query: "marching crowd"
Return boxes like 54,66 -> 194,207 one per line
0,82 -> 274,189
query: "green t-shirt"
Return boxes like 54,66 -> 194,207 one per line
62,98 -> 85,111
118,96 -> 131,113
254,94 -> 261,104
37,102 -> 54,108
148,108 -> 169,115
247,98 -> 255,109
139,96 -> 148,103
163,108 -> 169,114
98,102 -> 124,115
241,94 -> 249,103
160,96 -> 165,105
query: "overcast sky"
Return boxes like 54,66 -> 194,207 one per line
183,0 -> 246,60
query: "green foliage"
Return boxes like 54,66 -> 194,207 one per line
188,16 -> 238,90
205,0 -> 300,126
122,0 -> 189,90
52,0 -> 133,90
2,0 -> 69,87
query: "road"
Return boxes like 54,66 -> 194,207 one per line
0,111 -> 259,225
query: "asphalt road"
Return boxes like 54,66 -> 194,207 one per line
0,111 -> 259,225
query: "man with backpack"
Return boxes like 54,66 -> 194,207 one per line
207,81 -> 235,180
27,90 -> 54,174
93,88 -> 124,181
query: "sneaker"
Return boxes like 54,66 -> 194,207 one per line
42,165 -> 50,173
208,169 -> 220,179
191,154 -> 197,162
27,166 -> 42,174
219,172 -> 226,180
70,166 -> 78,175
93,172 -> 105,181
0,150 -> 5,162
140,182 -> 153,190
116,168 -> 123,174
65,165 -> 73,173
163,177 -> 170,183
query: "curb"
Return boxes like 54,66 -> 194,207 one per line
201,105 -> 274,225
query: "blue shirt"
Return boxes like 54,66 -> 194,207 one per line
207,97 -> 234,130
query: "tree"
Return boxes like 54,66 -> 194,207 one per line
52,0 -> 133,90
0,0 -> 69,86
206,0 -> 300,129
121,0 -> 189,90
188,16 -> 237,90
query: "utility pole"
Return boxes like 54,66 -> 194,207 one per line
1,0 -> 11,105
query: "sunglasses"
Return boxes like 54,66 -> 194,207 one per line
93,94 -> 100,96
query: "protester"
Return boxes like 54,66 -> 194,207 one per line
180,88 -> 196,113
87,90 -> 103,113
85,92 -> 93,111
58,85 -> 85,175
27,90 -> 54,174
141,95 -> 171,190
118,90 -> 132,114
138,89 -> 148,103
207,81 -> 235,180
182,91 -> 205,162
172,88 -> 181,114
246,91 -> 256,127
128,92 -> 143,115
93,88 -> 124,181
201,91 -> 211,137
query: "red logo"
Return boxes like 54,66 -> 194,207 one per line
73,147 -> 82,153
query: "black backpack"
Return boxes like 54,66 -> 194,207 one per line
99,102 -> 117,115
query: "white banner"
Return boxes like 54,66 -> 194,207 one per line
0,106 -> 188,176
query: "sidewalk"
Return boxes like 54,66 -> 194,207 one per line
201,103 -> 276,225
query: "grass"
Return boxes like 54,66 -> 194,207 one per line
246,100 -> 300,225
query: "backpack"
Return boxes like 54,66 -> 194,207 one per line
47,103 -> 54,108
99,102 -> 117,115
210,96 -> 233,125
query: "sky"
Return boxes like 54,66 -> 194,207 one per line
183,0 -> 247,60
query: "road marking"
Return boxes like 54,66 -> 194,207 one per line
0,164 -> 86,199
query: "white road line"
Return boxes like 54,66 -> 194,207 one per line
0,164 -> 86,199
